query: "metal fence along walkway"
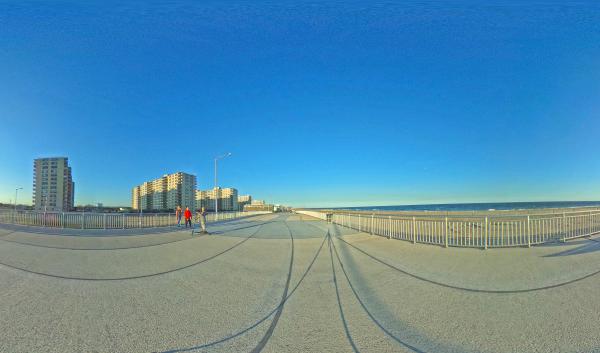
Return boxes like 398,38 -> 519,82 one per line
0,210 -> 271,229
296,210 -> 600,248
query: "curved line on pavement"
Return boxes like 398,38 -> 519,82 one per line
0,223 -> 266,281
334,226 -> 600,294
331,237 -> 425,352
0,221 -> 275,251
299,219 -> 335,238
158,230 -> 329,353
0,231 -> 17,237
0,225 -> 188,237
329,235 -> 360,353
249,220 -> 295,353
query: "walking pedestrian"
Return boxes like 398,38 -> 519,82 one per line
198,207 -> 208,234
176,206 -> 182,227
184,207 -> 192,228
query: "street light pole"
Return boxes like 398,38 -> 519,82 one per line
214,152 -> 232,220
14,187 -> 22,223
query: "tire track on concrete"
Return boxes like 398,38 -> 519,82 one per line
0,225 -> 189,237
0,221 -> 275,251
249,218 -> 294,353
331,235 -> 425,352
0,231 -> 17,237
158,230 -> 329,353
335,226 -> 600,294
328,234 -> 360,353
297,219 -> 333,237
0,222 -> 267,281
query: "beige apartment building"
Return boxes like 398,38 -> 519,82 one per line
237,194 -> 252,210
132,186 -> 140,210
33,157 -> 75,211
243,199 -> 274,212
132,172 -> 196,211
196,187 -> 239,211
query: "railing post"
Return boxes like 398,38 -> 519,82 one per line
358,214 -> 361,232
527,216 -> 531,248
412,216 -> 416,244
103,214 -> 106,229
61,212 -> 65,228
122,213 -> 125,229
562,213 -> 567,242
484,217 -> 488,250
444,217 -> 448,248
388,216 -> 392,239
81,211 -> 85,229
371,214 -> 374,235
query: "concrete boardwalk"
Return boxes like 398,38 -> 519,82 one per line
1,213 -> 599,353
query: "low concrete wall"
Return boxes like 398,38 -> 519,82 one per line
294,210 -> 329,221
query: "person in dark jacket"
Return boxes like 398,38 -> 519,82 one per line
176,206 -> 182,227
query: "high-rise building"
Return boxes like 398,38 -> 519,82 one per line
33,157 -> 75,211
132,186 -> 140,210
195,190 -> 213,210
166,172 -> 196,210
132,172 -> 196,211
196,187 -> 239,211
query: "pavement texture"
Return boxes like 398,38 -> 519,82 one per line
1,213 -> 599,353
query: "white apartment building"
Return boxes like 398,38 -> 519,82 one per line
132,172 -> 196,211
33,157 -> 75,211
196,187 -> 239,211
166,172 -> 196,210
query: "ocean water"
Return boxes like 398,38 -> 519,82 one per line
335,201 -> 600,212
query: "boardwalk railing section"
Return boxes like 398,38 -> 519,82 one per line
0,210 -> 271,230
295,210 -> 600,248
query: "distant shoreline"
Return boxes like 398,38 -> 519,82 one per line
314,201 -> 600,216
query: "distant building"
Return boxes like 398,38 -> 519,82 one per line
132,186 -> 140,210
196,187 -> 239,211
132,172 -> 196,211
238,195 -> 252,210
33,157 -> 75,211
243,200 -> 274,212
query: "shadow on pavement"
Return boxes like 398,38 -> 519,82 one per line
543,238 -> 600,257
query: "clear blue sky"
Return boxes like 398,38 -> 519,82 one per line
1,1 -> 599,207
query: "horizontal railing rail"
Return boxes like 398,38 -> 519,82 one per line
0,210 -> 271,230
295,210 -> 600,249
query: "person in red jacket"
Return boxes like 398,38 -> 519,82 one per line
184,207 -> 192,228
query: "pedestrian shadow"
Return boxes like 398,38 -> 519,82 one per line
543,238 -> 600,257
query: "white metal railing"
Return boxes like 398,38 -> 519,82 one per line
0,210 -> 271,230
302,210 -> 600,249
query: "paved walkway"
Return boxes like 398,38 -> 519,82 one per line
1,213 -> 599,352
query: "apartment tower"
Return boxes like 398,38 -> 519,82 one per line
33,157 -> 75,211
195,187 -> 239,211
132,172 -> 196,211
